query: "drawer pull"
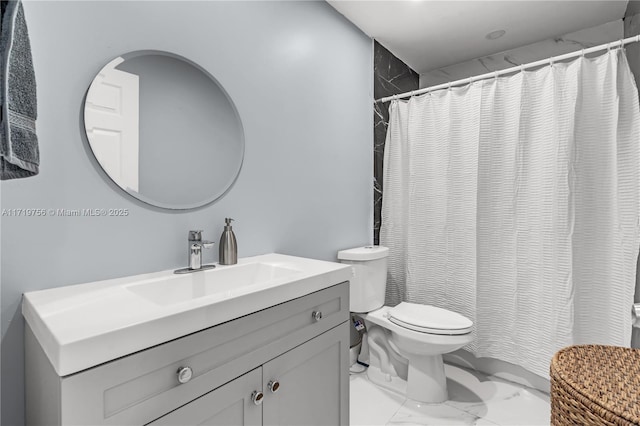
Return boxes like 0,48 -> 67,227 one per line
268,379 -> 280,393
312,311 -> 323,321
177,366 -> 193,384
252,390 -> 264,405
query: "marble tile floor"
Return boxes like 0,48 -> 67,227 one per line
350,363 -> 550,426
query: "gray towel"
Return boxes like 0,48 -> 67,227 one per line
0,0 -> 38,180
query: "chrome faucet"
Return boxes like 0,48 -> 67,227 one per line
174,230 -> 216,274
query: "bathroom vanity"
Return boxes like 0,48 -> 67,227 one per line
23,254 -> 351,425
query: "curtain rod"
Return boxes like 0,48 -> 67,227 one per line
375,34 -> 640,104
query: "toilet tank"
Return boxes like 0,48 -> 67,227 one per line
337,246 -> 389,313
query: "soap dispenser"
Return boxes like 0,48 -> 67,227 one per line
219,218 -> 238,265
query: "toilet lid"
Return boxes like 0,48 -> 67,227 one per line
388,302 -> 473,335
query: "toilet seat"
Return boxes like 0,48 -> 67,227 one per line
388,302 -> 473,335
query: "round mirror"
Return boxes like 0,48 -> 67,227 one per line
83,51 -> 244,209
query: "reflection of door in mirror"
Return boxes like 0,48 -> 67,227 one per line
84,57 -> 140,192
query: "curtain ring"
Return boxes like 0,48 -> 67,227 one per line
493,71 -> 499,80
607,42 -> 612,51
581,48 -> 585,57
549,57 -> 554,67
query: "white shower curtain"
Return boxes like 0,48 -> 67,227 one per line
381,49 -> 640,378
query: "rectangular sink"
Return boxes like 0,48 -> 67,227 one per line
22,253 -> 352,376
125,262 -> 302,306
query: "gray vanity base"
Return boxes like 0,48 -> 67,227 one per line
25,282 -> 349,425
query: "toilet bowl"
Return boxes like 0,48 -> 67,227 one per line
338,246 -> 474,403
365,304 -> 472,402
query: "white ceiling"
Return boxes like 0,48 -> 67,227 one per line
327,1 -> 629,74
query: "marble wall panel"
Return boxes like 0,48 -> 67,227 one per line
420,20 -> 623,88
373,41 -> 419,244
625,1 -> 640,92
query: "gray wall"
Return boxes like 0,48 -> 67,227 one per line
0,2 -> 373,424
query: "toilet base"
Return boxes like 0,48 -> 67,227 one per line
366,355 -> 448,403
366,364 -> 407,396
405,354 -> 448,403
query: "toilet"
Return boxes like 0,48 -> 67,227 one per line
338,246 -> 473,403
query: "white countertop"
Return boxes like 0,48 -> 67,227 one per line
22,253 -> 352,376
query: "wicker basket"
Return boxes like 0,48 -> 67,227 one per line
550,345 -> 640,425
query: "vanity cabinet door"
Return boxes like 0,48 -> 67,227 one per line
147,368 -> 262,426
262,322 -> 349,426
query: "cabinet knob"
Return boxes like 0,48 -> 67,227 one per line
252,390 -> 264,405
177,366 -> 193,384
268,379 -> 280,393
312,311 -> 323,321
